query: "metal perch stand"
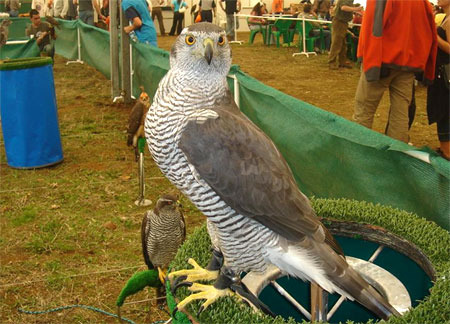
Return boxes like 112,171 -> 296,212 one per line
135,138 -> 152,207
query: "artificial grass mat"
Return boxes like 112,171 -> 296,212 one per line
167,198 -> 450,324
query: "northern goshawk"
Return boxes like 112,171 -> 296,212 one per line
144,22 -> 399,320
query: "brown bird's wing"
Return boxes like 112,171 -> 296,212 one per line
127,101 -> 144,146
141,211 -> 154,269
179,207 -> 186,241
45,16 -> 61,29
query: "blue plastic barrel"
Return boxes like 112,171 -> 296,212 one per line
0,57 -> 63,168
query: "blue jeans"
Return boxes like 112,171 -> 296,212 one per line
79,10 -> 94,26
226,14 -> 239,40
311,29 -> 331,51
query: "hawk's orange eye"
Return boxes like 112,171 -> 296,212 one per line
185,35 -> 196,45
217,36 -> 225,46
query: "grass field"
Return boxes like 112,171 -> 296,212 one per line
0,55 -> 206,323
0,32 -> 441,323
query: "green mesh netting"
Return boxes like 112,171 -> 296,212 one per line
0,38 -> 40,59
3,18 -> 449,230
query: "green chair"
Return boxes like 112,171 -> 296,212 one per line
267,19 -> 293,47
247,17 -> 267,45
346,26 -> 360,61
295,20 -> 323,52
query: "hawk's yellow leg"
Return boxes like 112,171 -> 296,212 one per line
176,282 -> 235,312
168,258 -> 219,282
157,267 -> 167,284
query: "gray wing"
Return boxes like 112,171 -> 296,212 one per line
179,103 -> 342,254
127,101 -> 144,146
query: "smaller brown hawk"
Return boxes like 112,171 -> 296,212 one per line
141,193 -> 186,302
127,87 -> 151,161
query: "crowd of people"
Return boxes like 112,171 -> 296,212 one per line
12,0 -> 448,159
244,0 -> 448,159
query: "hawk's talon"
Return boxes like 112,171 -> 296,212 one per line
171,275 -> 188,295
197,305 -> 204,317
168,258 -> 219,283
157,267 -> 167,284
172,280 -> 193,296
174,282 -> 235,314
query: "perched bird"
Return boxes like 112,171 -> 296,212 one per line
145,22 -> 400,320
141,194 -> 186,285
127,87 -> 151,161
0,20 -> 12,47
45,15 -> 61,29
116,194 -> 184,315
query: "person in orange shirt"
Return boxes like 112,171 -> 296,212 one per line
353,0 -> 437,143
271,0 -> 283,14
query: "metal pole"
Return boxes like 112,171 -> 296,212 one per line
110,0 -> 121,100
302,18 -> 306,54
310,283 -> 328,322
66,27 -> 84,65
229,13 -> 243,44
292,17 -> 317,58
120,1 -> 132,104
129,37 -> 135,99
232,74 -> 239,108
135,138 -> 152,207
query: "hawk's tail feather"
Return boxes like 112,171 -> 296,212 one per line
127,134 -> 133,147
268,243 -> 400,320
332,264 -> 401,320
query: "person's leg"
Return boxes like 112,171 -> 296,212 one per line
328,19 -> 346,69
437,119 -> 450,159
204,10 -> 212,23
169,12 -> 177,35
85,10 -> 94,26
354,71 -> 388,129
310,29 -> 321,50
177,14 -> 184,35
386,70 -> 414,143
79,10 -> 88,23
226,14 -> 233,39
338,32 -> 348,66
42,43 -> 55,60
322,29 -> 331,51
155,8 -> 165,35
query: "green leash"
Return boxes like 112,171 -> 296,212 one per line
18,304 -> 137,324
18,270 -> 165,324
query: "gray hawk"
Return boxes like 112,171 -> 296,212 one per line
144,22 -> 400,320
0,20 -> 12,47
127,87 -> 150,161
141,193 -> 186,284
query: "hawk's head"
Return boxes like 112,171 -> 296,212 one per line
170,22 -> 231,77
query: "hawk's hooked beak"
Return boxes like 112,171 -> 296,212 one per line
203,38 -> 214,65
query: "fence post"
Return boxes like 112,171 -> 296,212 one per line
110,0 -> 121,101
66,26 -> 84,65
119,1 -> 132,104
